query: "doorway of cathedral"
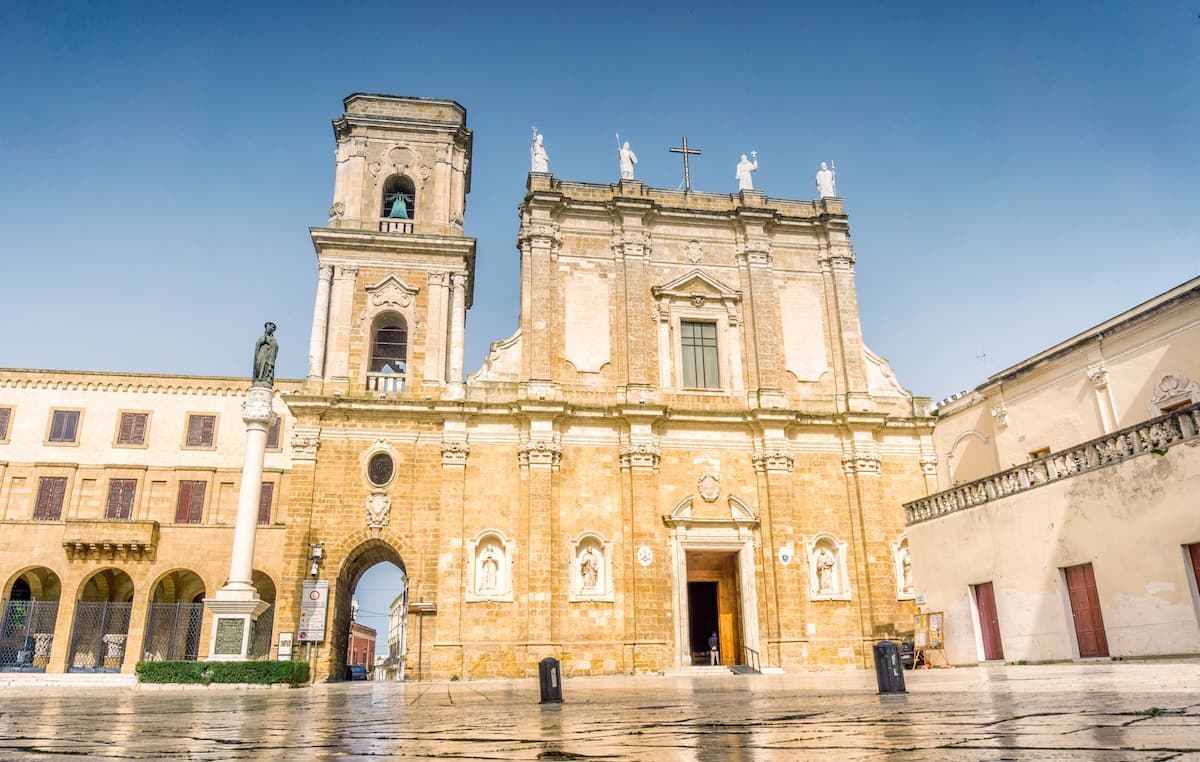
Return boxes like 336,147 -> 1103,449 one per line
685,551 -> 742,666
330,539 -> 406,682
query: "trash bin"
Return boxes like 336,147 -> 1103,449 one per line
538,657 -> 563,703
873,640 -> 907,694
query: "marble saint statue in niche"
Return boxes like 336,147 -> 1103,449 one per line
580,546 -> 600,592
479,546 -> 500,593
736,151 -> 758,191
815,161 -> 837,198
900,547 -> 913,593
815,546 -> 837,594
530,128 -> 549,173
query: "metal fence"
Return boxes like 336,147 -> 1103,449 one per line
0,600 -> 59,672
142,603 -> 204,662
249,606 -> 274,659
68,602 -> 132,672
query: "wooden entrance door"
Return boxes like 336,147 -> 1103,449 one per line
1188,543 -> 1200,592
686,552 -> 742,665
1064,563 -> 1109,658
973,582 -> 1004,661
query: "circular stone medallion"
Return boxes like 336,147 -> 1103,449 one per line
636,545 -> 653,567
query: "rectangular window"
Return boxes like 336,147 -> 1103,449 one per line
48,410 -> 81,443
258,482 -> 274,525
680,320 -> 719,389
33,477 -> 67,521
266,417 -> 281,450
185,414 -> 217,448
104,478 -> 138,519
0,407 -> 11,441
116,412 -> 149,446
175,480 -> 206,524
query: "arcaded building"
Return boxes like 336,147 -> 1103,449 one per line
0,94 -> 935,681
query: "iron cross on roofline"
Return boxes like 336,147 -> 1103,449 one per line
669,137 -> 702,192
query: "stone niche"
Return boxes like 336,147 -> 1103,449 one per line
568,531 -> 613,602
465,530 -> 515,603
807,533 -> 851,602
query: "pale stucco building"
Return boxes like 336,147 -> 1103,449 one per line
906,276 -> 1200,664
0,93 -> 934,681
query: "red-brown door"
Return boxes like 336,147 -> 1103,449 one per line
1064,563 -> 1109,658
973,582 -> 1004,661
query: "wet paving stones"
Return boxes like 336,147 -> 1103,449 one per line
0,661 -> 1197,760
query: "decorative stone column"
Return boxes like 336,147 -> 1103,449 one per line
306,264 -> 334,383
446,272 -> 467,398
205,385 -> 275,661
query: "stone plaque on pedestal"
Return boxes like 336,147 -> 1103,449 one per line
214,618 -> 246,656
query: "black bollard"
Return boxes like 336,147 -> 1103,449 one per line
873,640 -> 907,694
538,657 -> 563,703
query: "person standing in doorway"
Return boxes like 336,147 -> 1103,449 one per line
708,631 -> 719,665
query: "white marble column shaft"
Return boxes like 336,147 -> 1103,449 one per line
227,387 -> 275,588
307,264 -> 334,381
448,272 -> 467,383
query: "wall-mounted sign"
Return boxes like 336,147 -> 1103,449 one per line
299,580 -> 328,643
277,631 -> 294,660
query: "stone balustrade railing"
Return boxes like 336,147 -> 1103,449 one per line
905,402 -> 1200,525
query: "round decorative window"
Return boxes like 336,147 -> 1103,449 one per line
367,452 -> 395,487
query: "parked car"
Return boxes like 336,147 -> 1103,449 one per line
345,664 -> 369,681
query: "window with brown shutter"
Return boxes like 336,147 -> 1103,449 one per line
33,477 -> 67,520
175,480 -> 206,524
116,412 -> 149,446
185,414 -> 217,448
0,407 -> 11,441
48,410 -> 81,443
258,482 -> 274,525
266,417 -> 281,450
104,478 -> 138,519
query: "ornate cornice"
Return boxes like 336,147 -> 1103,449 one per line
517,221 -> 561,249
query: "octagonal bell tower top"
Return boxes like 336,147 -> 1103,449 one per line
326,93 -> 472,238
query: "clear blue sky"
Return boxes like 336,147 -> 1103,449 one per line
2,3 -> 1197,648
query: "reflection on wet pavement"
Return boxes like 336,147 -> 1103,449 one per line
0,662 -> 1197,760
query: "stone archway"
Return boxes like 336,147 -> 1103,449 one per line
328,538 -> 406,682
1,567 -> 62,672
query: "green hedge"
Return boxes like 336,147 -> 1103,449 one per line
136,660 -> 310,685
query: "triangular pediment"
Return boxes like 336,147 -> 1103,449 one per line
652,269 -> 741,300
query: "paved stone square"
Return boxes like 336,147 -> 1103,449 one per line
1,661 -> 1197,760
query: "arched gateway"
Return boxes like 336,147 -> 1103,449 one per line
326,538 -> 406,682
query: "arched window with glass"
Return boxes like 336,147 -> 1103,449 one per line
380,175 -> 415,233
367,314 -> 408,395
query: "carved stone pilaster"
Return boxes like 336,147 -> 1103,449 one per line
441,440 -> 470,466
991,403 -> 1009,429
752,447 -> 794,473
1086,363 -> 1109,389
920,454 -> 938,477
289,426 -> 320,460
517,221 -> 561,249
610,231 -> 652,259
841,448 -> 881,475
335,264 -> 358,280
736,242 -> 773,266
619,440 -> 661,469
518,437 -> 562,468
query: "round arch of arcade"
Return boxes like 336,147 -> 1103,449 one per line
0,564 -> 278,674
321,527 -> 412,683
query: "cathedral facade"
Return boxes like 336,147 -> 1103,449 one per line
0,94 -> 934,681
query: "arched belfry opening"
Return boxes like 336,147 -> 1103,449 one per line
380,174 -> 415,228
329,539 -> 407,682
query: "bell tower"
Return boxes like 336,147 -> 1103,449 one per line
306,94 -> 475,398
